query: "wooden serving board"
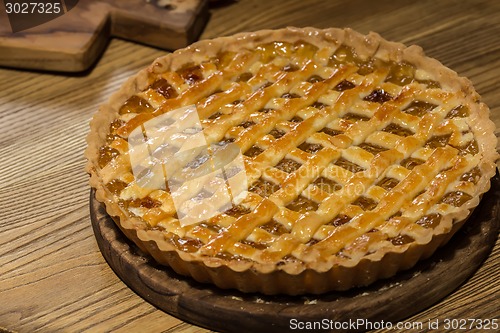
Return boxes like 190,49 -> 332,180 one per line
0,0 -> 209,72
90,175 -> 500,333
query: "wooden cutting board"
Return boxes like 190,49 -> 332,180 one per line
90,176 -> 500,333
0,0 -> 209,72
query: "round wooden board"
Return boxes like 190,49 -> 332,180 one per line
90,175 -> 500,333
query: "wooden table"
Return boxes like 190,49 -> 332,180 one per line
1,0 -> 499,332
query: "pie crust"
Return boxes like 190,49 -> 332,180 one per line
86,27 -> 498,295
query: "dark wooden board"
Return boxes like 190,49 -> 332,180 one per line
0,0 -> 209,72
90,175 -> 500,333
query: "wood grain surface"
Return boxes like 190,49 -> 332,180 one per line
0,0 -> 499,332
0,0 -> 209,72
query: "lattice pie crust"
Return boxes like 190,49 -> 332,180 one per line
86,27 -> 498,295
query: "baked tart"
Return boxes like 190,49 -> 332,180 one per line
86,27 -> 498,295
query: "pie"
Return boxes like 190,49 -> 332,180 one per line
86,27 -> 498,295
